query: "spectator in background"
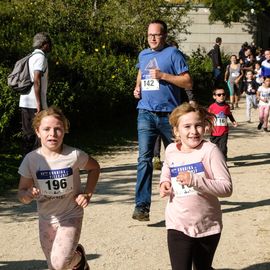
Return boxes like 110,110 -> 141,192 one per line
239,42 -> 249,62
19,32 -> 52,155
254,62 -> 263,85
224,55 -> 243,109
241,51 -> 256,75
261,49 -> 270,78
256,47 -> 264,63
208,37 -> 223,86
250,42 -> 257,58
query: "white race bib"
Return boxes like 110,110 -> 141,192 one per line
170,162 -> 204,197
171,178 -> 197,197
232,71 -> 240,78
141,74 -> 160,91
215,117 -> 228,126
36,167 -> 74,197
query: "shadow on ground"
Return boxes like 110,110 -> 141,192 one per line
228,153 -> 270,167
0,254 -> 100,270
220,199 -> 270,213
217,262 -> 270,270
228,122 -> 263,139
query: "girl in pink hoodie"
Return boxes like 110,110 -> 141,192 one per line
160,103 -> 232,270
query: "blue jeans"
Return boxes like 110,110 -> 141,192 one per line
213,68 -> 222,87
135,109 -> 173,209
213,67 -> 221,79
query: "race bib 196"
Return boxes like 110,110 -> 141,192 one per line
36,167 -> 73,197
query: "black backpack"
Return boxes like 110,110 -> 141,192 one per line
7,52 -> 44,95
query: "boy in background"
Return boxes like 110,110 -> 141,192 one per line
208,87 -> 238,160
242,70 -> 259,123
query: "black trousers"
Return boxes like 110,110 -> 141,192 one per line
167,229 -> 221,270
21,107 -> 39,155
210,133 -> 228,160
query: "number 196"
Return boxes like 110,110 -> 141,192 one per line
45,179 -> 67,190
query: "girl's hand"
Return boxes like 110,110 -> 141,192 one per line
31,186 -> 40,198
176,171 -> 192,186
20,186 -> 40,204
160,182 -> 172,198
75,193 -> 92,208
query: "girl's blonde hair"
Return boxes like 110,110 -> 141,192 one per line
169,102 -> 215,142
32,106 -> 70,133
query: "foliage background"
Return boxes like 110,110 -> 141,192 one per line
0,0 -> 195,132
0,0 -> 219,191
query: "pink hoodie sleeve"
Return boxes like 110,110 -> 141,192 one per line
190,145 -> 233,198
160,157 -> 172,185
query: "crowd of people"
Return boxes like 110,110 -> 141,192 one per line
208,39 -> 270,133
15,22 -> 269,270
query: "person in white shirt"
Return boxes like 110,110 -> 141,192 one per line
256,76 -> 270,131
19,32 -> 52,154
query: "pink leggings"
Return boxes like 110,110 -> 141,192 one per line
259,105 -> 270,128
39,217 -> 83,270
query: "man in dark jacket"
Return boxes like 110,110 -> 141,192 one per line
208,37 -> 222,86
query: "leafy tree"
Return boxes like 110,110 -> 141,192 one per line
201,0 -> 270,26
0,0 -> 193,137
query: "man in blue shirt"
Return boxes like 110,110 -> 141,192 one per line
133,19 -> 193,221
261,49 -> 270,77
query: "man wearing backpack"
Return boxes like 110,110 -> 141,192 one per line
19,32 -> 52,154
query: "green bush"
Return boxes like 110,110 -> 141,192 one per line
187,47 -> 214,105
187,47 -> 230,105
0,66 -> 19,135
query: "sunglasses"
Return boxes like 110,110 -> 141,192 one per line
215,93 -> 226,97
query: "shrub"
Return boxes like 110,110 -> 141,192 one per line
0,65 -> 19,136
187,47 -> 230,105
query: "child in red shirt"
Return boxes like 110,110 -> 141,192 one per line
208,87 -> 238,159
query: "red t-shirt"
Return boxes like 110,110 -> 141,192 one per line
208,102 -> 232,136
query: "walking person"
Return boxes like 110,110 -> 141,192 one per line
160,103 -> 232,270
19,32 -> 52,155
208,37 -> 223,87
132,19 -> 194,221
18,106 -> 100,270
208,87 -> 238,160
257,76 -> 270,132
224,54 -> 243,110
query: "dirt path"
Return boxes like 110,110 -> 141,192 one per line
1,98 -> 270,270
